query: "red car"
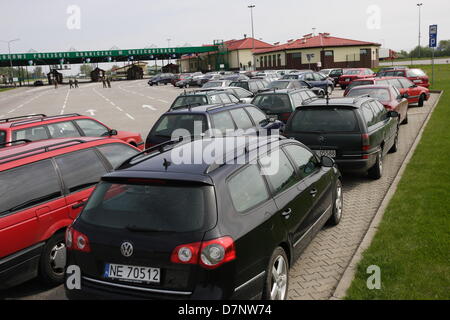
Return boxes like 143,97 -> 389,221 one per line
0,137 -> 140,289
170,73 -> 192,86
376,68 -> 430,88
344,76 -> 430,107
346,85 -> 409,125
338,68 -> 375,89
0,113 -> 144,150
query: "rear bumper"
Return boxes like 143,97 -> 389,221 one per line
0,243 -> 44,289
335,157 -> 375,172
65,274 -> 261,300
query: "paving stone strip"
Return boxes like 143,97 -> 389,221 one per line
287,94 -> 440,300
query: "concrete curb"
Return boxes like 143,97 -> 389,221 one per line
330,90 -> 444,300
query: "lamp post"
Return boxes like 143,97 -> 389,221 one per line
0,38 -> 20,83
417,3 -> 423,58
167,39 -> 171,64
248,4 -> 255,71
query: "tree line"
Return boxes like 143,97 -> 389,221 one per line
398,40 -> 450,58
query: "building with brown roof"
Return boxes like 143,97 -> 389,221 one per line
253,33 -> 381,70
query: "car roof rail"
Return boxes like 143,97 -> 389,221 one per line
0,139 -> 32,147
0,139 -> 89,165
9,113 -> 81,127
169,102 -> 204,111
117,135 -> 198,170
204,135 -> 287,174
0,114 -> 47,123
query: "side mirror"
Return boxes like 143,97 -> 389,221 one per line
109,129 -> 118,136
321,156 -> 335,168
388,111 -> 399,118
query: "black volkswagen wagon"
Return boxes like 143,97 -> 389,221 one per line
283,97 -> 400,179
64,136 -> 343,300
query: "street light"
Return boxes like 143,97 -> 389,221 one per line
167,38 -> 171,64
417,3 -> 423,58
248,4 -> 255,71
0,38 -> 20,82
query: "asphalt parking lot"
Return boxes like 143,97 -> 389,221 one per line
0,80 -> 439,300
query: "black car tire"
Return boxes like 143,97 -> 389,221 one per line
327,179 -> 343,226
389,127 -> 399,153
262,247 -> 289,300
368,150 -> 383,179
341,85 -> 347,90
38,232 -> 66,286
418,94 -> 425,107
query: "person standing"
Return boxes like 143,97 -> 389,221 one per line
54,78 -> 58,89
106,76 -> 111,88
74,78 -> 79,88
69,79 -> 74,89
102,76 -> 107,88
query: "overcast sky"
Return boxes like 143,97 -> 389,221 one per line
0,0 -> 448,54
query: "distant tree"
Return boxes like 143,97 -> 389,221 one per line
80,64 -> 93,76
32,66 -> 44,78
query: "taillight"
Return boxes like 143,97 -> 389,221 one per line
361,133 -> 370,159
280,113 -> 291,122
171,236 -> 235,269
66,226 -> 91,252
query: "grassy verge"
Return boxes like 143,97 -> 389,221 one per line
383,56 -> 450,63
345,64 -> 450,299
0,87 -> 16,93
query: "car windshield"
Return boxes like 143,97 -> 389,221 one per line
252,94 -> 292,113
152,114 -> 208,138
268,81 -> 290,89
407,69 -> 426,77
343,70 -> 361,75
347,88 -> 391,102
291,108 -> 359,133
172,96 -> 208,109
80,182 -> 215,232
203,81 -> 222,88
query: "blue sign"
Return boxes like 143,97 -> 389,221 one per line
429,25 -> 438,48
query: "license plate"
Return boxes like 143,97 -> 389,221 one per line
104,263 -> 160,283
314,149 -> 336,158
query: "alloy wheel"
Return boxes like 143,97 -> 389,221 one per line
270,255 -> 288,300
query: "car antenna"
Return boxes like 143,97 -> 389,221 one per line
163,158 -> 171,171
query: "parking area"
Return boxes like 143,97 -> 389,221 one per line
0,81 -> 439,300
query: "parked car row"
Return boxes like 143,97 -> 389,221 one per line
0,65 -> 429,299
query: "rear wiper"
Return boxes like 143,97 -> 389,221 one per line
126,225 -> 160,233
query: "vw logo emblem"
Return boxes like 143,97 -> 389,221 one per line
318,136 -> 326,143
120,242 -> 133,257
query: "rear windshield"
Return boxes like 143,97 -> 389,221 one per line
203,81 -> 222,88
80,182 -> 215,232
290,108 -> 359,133
268,81 -> 290,89
406,69 -> 426,77
172,96 -> 208,109
348,80 -> 373,90
252,94 -> 292,113
230,82 -> 249,90
151,114 -> 207,138
347,88 -> 391,102
343,70 -> 361,75
282,75 -> 299,80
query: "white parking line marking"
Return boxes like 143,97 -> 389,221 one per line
116,106 -> 123,111
143,104 -> 157,110
125,113 -> 135,120
157,99 -> 168,103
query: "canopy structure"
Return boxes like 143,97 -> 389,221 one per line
0,46 -> 218,67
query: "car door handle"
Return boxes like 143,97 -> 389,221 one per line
310,189 -> 318,197
281,208 -> 292,219
72,201 -> 86,210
